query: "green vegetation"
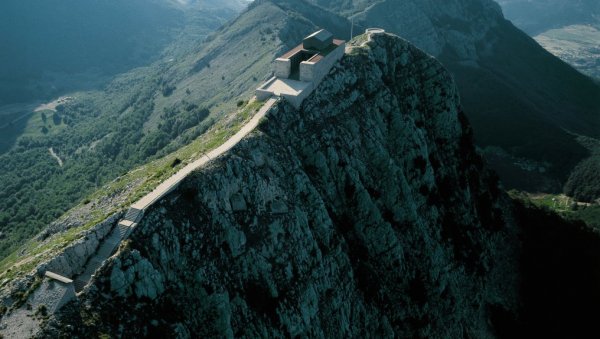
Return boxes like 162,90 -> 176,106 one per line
0,99 -> 264,283
0,2 -> 272,261
35,304 -> 48,318
564,156 -> 600,202
0,0 -> 331,268
508,190 -> 600,230
348,33 -> 370,50
0,77 -> 215,259
9,276 -> 42,310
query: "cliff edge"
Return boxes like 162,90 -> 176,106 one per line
43,32 -> 521,338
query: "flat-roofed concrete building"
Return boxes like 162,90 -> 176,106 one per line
257,29 -> 345,108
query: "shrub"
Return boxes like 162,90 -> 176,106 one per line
170,158 -> 182,168
161,85 -> 176,97
35,304 -> 48,317
564,156 -> 600,202
52,112 -> 61,125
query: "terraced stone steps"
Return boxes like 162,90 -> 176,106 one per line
123,207 -> 144,223
61,98 -> 278,294
3,95 -> 279,339
73,221 -> 135,293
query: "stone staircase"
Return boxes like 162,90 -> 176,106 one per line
123,207 -> 143,223
72,208 -> 143,293
3,97 -> 279,338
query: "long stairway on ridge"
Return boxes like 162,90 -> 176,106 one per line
73,208 -> 142,292
70,97 -> 278,293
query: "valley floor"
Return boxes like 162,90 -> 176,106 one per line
535,25 -> 600,79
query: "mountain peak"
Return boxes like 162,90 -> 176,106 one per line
37,31 -> 522,338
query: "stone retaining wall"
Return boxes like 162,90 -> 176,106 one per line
300,43 -> 345,83
37,212 -> 122,279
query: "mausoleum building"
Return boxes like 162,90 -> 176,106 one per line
256,29 -> 346,108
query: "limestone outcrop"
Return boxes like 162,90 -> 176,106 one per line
43,33 -> 521,337
38,213 -> 120,278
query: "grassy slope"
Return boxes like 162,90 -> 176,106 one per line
0,0 -> 350,272
0,99 -> 264,283
509,190 -> 600,231
0,3 -> 250,259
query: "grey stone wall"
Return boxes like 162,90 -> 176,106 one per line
256,77 -> 277,101
300,43 -> 345,83
37,212 -> 122,279
274,58 -> 290,78
281,82 -> 314,108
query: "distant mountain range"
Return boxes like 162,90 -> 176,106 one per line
496,0 -> 600,34
0,0 -> 247,106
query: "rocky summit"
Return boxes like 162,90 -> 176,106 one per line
40,33 -> 523,338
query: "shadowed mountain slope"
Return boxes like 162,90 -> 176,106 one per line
307,0 -> 600,193
42,31 -> 523,339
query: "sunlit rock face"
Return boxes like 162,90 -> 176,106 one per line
43,33 -> 520,338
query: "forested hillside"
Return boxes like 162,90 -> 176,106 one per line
0,0 -> 343,260
0,0 -> 248,259
0,0 -> 182,106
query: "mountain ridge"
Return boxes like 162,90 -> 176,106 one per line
0,4 -> 598,337
310,0 -> 600,194
39,31 -> 522,338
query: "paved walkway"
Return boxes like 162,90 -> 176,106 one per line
1,97 -> 278,337
260,78 -> 312,97
0,95 -> 279,339
75,96 -> 279,291
133,97 -> 278,210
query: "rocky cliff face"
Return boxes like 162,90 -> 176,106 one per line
43,33 -> 521,338
309,0 -> 600,194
